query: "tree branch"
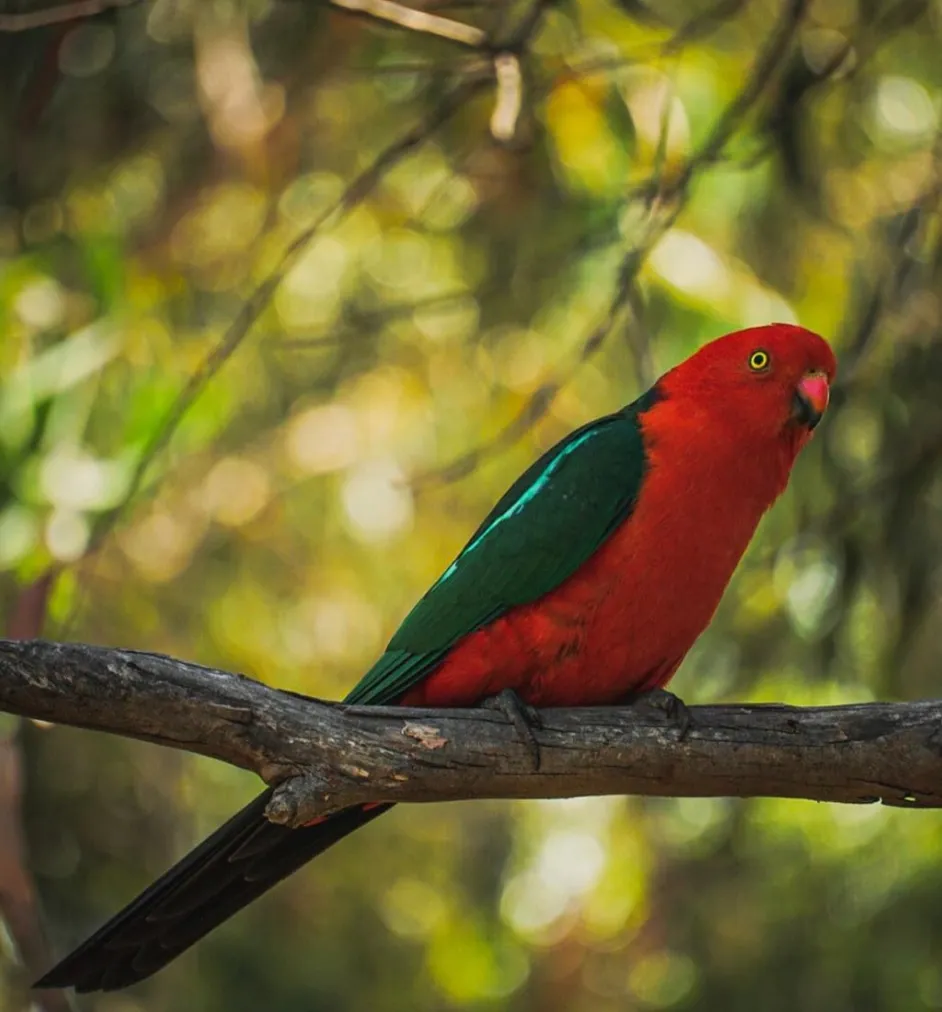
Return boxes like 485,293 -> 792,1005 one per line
1,640 -> 941,828
329,0 -> 485,47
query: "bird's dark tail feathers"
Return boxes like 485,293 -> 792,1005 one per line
35,791 -> 392,993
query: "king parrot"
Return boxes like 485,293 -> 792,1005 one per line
37,323 -> 836,992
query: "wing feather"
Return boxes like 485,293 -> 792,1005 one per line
345,391 -> 658,705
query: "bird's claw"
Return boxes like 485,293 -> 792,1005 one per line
630,687 -> 692,741
483,688 -> 543,771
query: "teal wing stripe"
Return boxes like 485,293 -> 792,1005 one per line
430,426 -> 605,592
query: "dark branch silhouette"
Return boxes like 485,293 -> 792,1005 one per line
1,639 -> 940,828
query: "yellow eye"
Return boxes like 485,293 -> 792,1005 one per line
748,349 -> 770,372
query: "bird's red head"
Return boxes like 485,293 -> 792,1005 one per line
663,323 -> 837,451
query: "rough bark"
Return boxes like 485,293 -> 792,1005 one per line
1,639 -> 940,826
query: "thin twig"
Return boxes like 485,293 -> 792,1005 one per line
272,288 -> 482,351
330,0 -> 486,47
668,0 -> 809,197
490,52 -> 524,142
836,130 -> 942,395
662,0 -> 749,55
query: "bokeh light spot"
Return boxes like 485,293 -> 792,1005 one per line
285,404 -> 360,475
201,456 -> 271,527
873,76 -> 937,143
341,460 -> 413,543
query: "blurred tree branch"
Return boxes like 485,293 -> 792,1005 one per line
79,0 -> 553,556
0,0 -> 483,34
2,640 -> 941,829
330,0 -> 485,46
416,0 -> 811,487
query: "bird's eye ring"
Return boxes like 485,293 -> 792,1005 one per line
748,349 -> 770,372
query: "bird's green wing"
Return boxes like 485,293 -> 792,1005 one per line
344,389 -> 659,705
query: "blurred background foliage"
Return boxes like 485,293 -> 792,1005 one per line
1,0 -> 942,1008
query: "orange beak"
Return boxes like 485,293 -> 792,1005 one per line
792,371 -> 829,430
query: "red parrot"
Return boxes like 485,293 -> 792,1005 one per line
37,323 -> 835,992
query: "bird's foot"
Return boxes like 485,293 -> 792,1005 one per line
482,688 -> 543,771
626,687 -> 691,741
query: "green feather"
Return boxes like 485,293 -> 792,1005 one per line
344,388 -> 661,706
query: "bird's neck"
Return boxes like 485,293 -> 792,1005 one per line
639,395 -> 800,517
